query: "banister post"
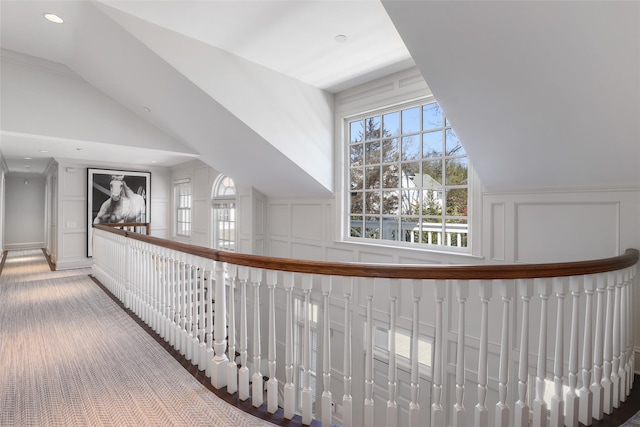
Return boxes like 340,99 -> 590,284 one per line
549,276 -> 568,427
566,275 -> 583,427
431,279 -> 446,427
409,279 -> 423,427
210,260 -> 228,389
495,279 -> 513,427
453,280 -> 469,427
515,279 -> 533,427
342,277 -> 354,427
283,272 -> 295,419
580,274 -> 595,426
474,280 -> 492,427
321,275 -> 333,427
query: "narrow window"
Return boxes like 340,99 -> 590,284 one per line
212,175 -> 236,251
174,179 -> 191,237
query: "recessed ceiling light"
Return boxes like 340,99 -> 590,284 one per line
151,160 -> 157,163
24,157 -> 33,160
43,13 -> 64,24
39,149 -> 49,153
335,34 -> 347,43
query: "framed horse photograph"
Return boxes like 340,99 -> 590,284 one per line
87,168 -> 151,256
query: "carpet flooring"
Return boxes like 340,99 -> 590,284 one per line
0,249 -> 274,426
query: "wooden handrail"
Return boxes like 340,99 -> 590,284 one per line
93,224 -> 638,280
97,222 -> 151,235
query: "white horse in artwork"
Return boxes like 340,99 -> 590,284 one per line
93,175 -> 146,224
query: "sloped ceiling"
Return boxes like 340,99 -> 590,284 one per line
383,0 -> 640,191
2,1 -> 639,197
0,0 -> 412,197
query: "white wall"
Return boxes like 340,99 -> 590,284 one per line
53,159 -> 171,270
258,68 -> 640,426
4,174 -> 46,250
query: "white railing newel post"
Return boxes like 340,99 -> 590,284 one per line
210,260 -> 229,389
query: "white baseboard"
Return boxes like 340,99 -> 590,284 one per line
55,259 -> 92,270
4,242 -> 45,251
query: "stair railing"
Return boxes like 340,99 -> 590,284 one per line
91,224 -> 637,427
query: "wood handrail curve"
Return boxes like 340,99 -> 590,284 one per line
93,224 -> 638,280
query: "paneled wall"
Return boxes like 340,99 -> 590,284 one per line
53,160 -> 171,270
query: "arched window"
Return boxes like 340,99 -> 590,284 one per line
211,175 -> 236,251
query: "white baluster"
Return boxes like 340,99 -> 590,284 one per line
515,279 -> 533,427
190,262 -> 200,366
251,268 -> 264,407
176,258 -> 184,354
387,279 -> 399,427
238,266 -> 250,401
283,272 -> 296,419
549,277 -> 567,427
495,280 -> 513,427
475,280 -> 492,427
622,268 -> 633,400
301,274 -> 313,425
267,270 -> 278,413
211,261 -> 229,389
566,276 -> 582,427
124,237 -> 131,309
453,280 -> 469,427
204,265 -> 214,378
619,269 -> 628,401
342,277 -> 353,427
602,272 -> 615,414
321,276 -> 332,427
612,271 -> 622,408
579,274 -> 595,426
364,278 -> 375,427
431,279 -> 446,427
169,255 -> 177,348
185,260 -> 194,361
226,264 -> 238,394
591,273 -> 607,420
198,262 -> 207,370
409,279 -> 423,427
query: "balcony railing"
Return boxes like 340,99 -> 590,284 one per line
91,224 -> 637,427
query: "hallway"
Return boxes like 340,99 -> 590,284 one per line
0,249 -> 273,426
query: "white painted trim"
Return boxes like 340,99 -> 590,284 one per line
4,242 -> 45,250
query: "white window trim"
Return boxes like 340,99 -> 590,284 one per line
174,178 -> 191,238
341,97 -> 479,255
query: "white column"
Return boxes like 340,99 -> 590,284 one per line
602,272 -> 615,414
579,274 -> 595,426
301,274 -> 313,425
266,270 -> 278,414
283,272 -> 296,419
431,279 -> 446,427
565,276 -> 582,427
475,280 -> 492,427
612,271 -> 622,408
210,261 -> 229,389
495,280 -> 513,427
409,279 -> 423,427
238,266 -> 250,401
387,279 -> 399,427
364,278 -> 375,427
591,273 -> 607,420
549,277 -> 567,427
321,276 -> 333,427
515,279 -> 533,427
453,280 -> 469,427
342,277 -> 354,427
226,264 -> 238,394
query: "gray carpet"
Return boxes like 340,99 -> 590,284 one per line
0,250 -> 274,426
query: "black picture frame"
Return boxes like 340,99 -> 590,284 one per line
87,168 -> 151,257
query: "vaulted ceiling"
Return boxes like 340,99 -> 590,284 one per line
1,1 -> 638,197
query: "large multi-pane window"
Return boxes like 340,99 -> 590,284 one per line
174,179 -> 191,238
347,100 -> 469,248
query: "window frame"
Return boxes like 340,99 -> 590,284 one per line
174,179 -> 192,238
343,96 -> 476,254
211,175 -> 237,252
